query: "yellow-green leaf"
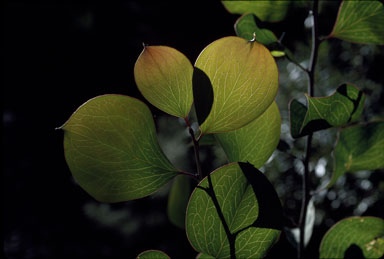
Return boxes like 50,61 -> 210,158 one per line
134,46 -> 193,118
195,36 -> 278,134
61,95 -> 178,202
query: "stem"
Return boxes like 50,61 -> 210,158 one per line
298,0 -> 320,258
184,118 -> 203,180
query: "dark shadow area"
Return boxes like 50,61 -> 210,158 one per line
301,119 -> 332,137
344,244 -> 364,259
192,67 -> 214,126
336,84 -> 364,123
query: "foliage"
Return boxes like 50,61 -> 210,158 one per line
60,0 -> 384,258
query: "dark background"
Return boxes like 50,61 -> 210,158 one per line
4,1 -> 383,259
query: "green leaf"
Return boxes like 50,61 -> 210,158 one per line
222,0 -> 290,22
167,175 -> 191,229
61,95 -> 178,202
215,101 -> 280,168
196,253 -> 215,259
290,84 -> 365,138
137,250 -> 170,259
328,121 -> 384,188
186,162 -> 282,258
134,45 -> 193,118
235,13 -> 278,45
319,217 -> 384,259
329,0 -> 384,45
195,36 -> 278,134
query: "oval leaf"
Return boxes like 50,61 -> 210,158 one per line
186,162 -> 282,258
195,36 -> 278,134
328,121 -> 384,188
222,0 -> 290,22
137,250 -> 170,259
61,95 -> 178,202
319,217 -> 384,259
290,84 -> 365,138
329,0 -> 384,45
215,101 -> 281,168
134,46 -> 193,118
167,175 -> 191,229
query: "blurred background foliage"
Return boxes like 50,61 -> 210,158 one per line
4,1 -> 383,258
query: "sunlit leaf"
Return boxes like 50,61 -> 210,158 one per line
329,0 -> 384,45
61,95 -> 178,202
222,0 -> 290,22
167,175 -> 191,229
186,162 -> 282,258
134,46 -> 193,118
215,101 -> 280,168
137,250 -> 170,259
328,121 -> 384,188
235,13 -> 278,45
270,50 -> 285,57
319,217 -> 384,259
195,36 -> 278,134
290,84 -> 365,138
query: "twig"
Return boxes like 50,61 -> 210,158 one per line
184,117 -> 204,180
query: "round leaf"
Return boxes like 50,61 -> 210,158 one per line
186,162 -> 282,258
215,101 -> 281,168
195,36 -> 278,134
137,250 -> 170,259
61,95 -> 178,202
134,46 -> 193,118
319,217 -> 384,259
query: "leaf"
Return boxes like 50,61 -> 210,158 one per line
222,0 -> 290,22
215,101 -> 280,168
328,121 -> 384,188
319,217 -> 384,259
192,67 -> 214,126
134,45 -> 193,118
61,95 -> 179,202
329,0 -> 384,45
235,13 -> 278,45
137,250 -> 170,259
186,162 -> 282,258
196,253 -> 215,259
167,175 -> 191,229
290,84 -> 365,138
195,36 -> 278,134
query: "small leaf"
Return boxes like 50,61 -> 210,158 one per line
222,0 -> 290,22
61,95 -> 178,202
134,45 -> 193,118
289,84 -> 365,138
186,162 -> 282,258
319,217 -> 384,259
329,0 -> 384,45
328,121 -> 384,188
195,36 -> 278,134
235,13 -> 278,45
137,250 -> 170,259
270,50 -> 285,57
167,175 -> 191,229
215,101 -> 281,168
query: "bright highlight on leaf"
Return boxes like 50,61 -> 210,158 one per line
290,84 -> 365,138
319,217 -> 384,259
328,121 -> 384,188
216,101 -> 281,168
329,0 -> 384,45
61,95 -> 178,203
222,0 -> 290,22
137,250 -> 170,259
134,45 -> 194,118
195,36 -> 278,134
186,162 -> 282,258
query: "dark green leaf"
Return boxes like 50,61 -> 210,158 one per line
61,95 -> 178,202
328,121 -> 384,188
186,162 -> 282,258
137,250 -> 170,259
289,84 -> 365,138
167,175 -> 191,229
329,0 -> 384,45
319,217 -> 384,259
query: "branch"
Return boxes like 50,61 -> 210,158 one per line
184,118 -> 204,180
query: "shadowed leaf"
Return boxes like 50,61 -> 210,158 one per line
137,250 -> 170,259
167,175 -> 191,229
329,0 -> 384,45
192,67 -> 214,126
319,217 -> 384,259
61,95 -> 178,202
290,84 -> 365,138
